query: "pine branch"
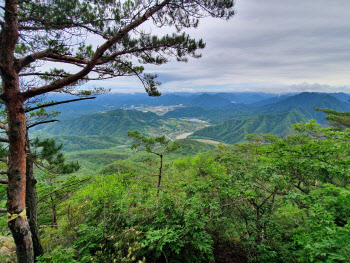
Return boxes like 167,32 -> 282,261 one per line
27,119 -> 59,129
16,48 -> 52,71
25,97 -> 96,113
22,0 -> 171,99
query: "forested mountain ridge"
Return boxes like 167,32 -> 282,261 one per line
188,93 -> 350,143
46,92 -> 350,121
257,92 -> 350,114
190,109 -> 310,144
35,92 -> 350,147
163,92 -> 350,124
38,109 -> 162,137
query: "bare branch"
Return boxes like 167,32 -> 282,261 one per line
39,225 -> 60,229
42,53 -> 90,66
25,97 -> 96,113
0,123 -> 8,132
0,208 -> 7,213
38,178 -> 90,203
27,119 -> 59,129
0,178 -> 8,184
0,137 -> 9,143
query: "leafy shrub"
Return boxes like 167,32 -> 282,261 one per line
37,246 -> 75,263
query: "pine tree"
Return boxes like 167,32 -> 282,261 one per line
0,1 -> 235,261
0,97 -> 93,259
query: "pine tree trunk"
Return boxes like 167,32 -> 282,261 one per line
26,136 -> 44,260
1,1 -> 34,261
50,195 -> 58,228
6,97 -> 34,263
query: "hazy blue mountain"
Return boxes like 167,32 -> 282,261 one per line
214,92 -> 276,103
188,93 -> 239,108
164,92 -> 350,125
190,109 -> 310,144
248,94 -> 294,107
45,92 -> 279,118
327,92 -> 350,103
256,92 -> 350,116
42,92 -> 350,131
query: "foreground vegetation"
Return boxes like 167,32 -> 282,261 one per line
1,121 -> 350,262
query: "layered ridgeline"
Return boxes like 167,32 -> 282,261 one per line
34,109 -> 209,152
190,110 -> 309,144
35,92 -> 350,149
34,109 -> 163,151
165,92 -> 350,124
189,93 -> 350,144
45,92 -> 275,118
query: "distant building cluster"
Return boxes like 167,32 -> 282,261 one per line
122,105 -> 185,116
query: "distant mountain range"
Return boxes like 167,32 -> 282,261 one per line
164,92 -> 350,123
44,92 -> 278,117
36,92 -> 350,147
189,92 -> 350,144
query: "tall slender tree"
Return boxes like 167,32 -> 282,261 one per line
0,0 -> 235,261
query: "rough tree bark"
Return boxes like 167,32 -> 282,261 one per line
26,134 -> 44,260
1,0 -> 34,261
6,96 -> 34,262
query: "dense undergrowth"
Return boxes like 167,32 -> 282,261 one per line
1,121 -> 350,262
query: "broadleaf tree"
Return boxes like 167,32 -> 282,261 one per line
0,0 -> 235,262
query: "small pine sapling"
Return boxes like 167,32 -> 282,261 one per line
128,131 -> 179,196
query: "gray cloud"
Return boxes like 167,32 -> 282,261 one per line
41,0 -> 350,94
134,0 -> 350,93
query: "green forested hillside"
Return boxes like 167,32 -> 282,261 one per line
190,109 -> 310,144
51,135 -> 124,152
40,109 -> 162,137
163,106 -> 253,124
3,90 -> 350,263
3,121 -> 349,263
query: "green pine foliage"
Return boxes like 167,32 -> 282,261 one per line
314,107 -> 350,129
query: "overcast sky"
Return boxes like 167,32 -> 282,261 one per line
2,0 -> 350,94
96,0 -> 350,94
